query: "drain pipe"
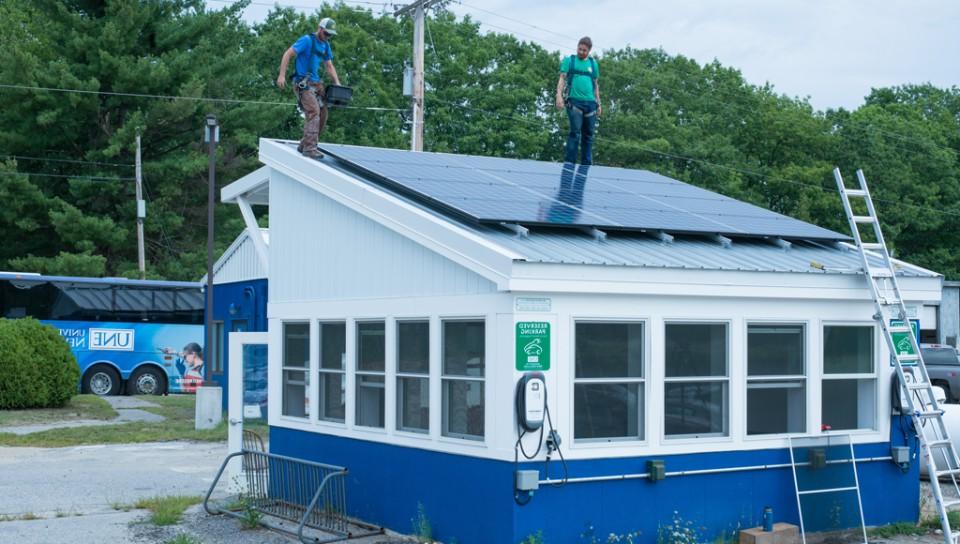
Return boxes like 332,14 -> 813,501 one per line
539,456 -> 893,486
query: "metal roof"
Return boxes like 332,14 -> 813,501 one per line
0,272 -> 202,289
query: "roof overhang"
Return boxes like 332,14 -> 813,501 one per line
222,166 -> 270,205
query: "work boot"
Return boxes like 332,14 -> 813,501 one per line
297,144 -> 324,159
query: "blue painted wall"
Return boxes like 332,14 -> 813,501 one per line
271,419 -> 918,544
208,279 -> 268,410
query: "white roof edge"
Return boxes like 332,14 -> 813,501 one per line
837,242 -> 943,278
201,227 -> 270,284
259,138 -> 520,289
222,165 -> 270,203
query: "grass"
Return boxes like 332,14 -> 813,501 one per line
133,495 -> 204,526
868,512 -> 960,538
0,512 -> 41,522
164,535 -> 203,544
0,394 -> 268,447
0,395 -> 117,426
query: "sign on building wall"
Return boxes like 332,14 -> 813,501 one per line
890,319 -> 921,364
516,322 -> 550,371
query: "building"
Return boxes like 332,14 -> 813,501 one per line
205,228 -> 269,411
940,281 -> 960,347
221,138 -> 940,543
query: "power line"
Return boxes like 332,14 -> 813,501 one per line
0,154 -> 134,168
0,171 -> 133,182
455,0 -> 570,41
0,83 -> 406,112
207,0 -> 390,10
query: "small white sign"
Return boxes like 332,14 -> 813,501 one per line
89,328 -> 134,351
243,405 -> 263,419
515,297 -> 551,312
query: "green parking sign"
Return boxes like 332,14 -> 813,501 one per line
890,319 -> 920,364
516,322 -> 550,371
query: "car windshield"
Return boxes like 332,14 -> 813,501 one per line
922,347 -> 960,366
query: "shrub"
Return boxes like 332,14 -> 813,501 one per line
0,318 -> 80,409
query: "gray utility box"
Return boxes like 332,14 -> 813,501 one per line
515,470 -> 540,491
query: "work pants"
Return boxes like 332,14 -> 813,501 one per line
295,82 -> 328,153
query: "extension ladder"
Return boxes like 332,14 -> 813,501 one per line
834,168 -> 960,544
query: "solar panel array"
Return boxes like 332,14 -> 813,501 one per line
316,143 -> 847,241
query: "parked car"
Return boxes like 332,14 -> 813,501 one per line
921,344 -> 960,403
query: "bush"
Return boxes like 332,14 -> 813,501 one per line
0,318 -> 80,409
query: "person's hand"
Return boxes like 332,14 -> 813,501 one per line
555,95 -> 564,109
597,104 -> 602,117
276,75 -> 286,89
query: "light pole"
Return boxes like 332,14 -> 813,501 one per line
204,115 -> 219,383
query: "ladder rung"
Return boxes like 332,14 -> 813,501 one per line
879,299 -> 901,306
897,354 -> 921,362
927,439 -> 953,449
944,499 -> 960,509
853,215 -> 876,224
916,410 -> 945,419
906,382 -> 932,390
936,467 -> 960,477
869,268 -> 894,278
845,189 -> 867,197
860,242 -> 884,250
796,486 -> 859,496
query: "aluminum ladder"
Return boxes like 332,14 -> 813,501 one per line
834,167 -> 960,544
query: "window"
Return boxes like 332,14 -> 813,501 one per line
318,322 -> 346,423
397,321 -> 430,433
211,321 -> 224,374
822,325 -> 876,430
356,322 -> 385,428
664,323 -> 728,438
747,324 -> 806,435
442,320 -> 484,440
574,322 -> 644,441
281,322 -> 310,418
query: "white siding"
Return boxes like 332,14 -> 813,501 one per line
269,173 -> 496,302
212,229 -> 269,285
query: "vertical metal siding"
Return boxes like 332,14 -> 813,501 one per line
212,230 -> 269,285
269,173 -> 496,302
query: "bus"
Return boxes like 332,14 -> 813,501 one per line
0,272 -> 205,396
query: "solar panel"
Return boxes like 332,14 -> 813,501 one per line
315,143 -> 848,241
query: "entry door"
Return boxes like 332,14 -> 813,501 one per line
227,332 -> 268,482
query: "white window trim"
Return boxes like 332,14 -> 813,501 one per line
663,321 -> 731,441
571,319 -> 648,445
317,320 -> 347,425
355,320 -> 387,431
440,317 -> 486,442
396,319 -> 431,434
821,322 -> 879,432
743,321 -> 809,439
280,320 -> 311,420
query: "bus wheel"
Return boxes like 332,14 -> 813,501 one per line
128,367 -> 166,396
83,366 -> 121,396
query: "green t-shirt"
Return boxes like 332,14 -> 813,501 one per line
559,55 -> 599,102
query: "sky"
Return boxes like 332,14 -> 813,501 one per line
225,0 -> 960,111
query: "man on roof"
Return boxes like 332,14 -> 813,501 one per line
276,17 -> 342,159
555,36 -> 601,166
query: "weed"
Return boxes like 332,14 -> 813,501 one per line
412,502 -> 433,543
0,512 -> 42,522
238,496 -> 263,530
134,495 -> 203,526
164,534 -> 204,544
580,523 -> 641,544
868,521 -> 928,538
657,511 -> 703,544
521,530 -> 545,544
110,499 -> 133,512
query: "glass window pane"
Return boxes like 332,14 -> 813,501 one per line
399,321 -> 430,374
357,322 -> 385,372
398,376 -> 429,433
212,322 -> 224,373
822,378 -> 876,430
320,322 -> 346,370
282,370 -> 309,418
356,375 -> 385,428
748,325 -> 804,376
283,323 -> 310,368
319,372 -> 345,422
824,326 -> 873,374
575,323 -> 644,379
665,323 -> 727,377
442,379 -> 484,439
574,382 -> 643,440
664,381 -> 727,437
747,380 -> 806,435
443,321 -> 485,377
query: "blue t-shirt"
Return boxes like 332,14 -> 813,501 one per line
292,34 -> 334,82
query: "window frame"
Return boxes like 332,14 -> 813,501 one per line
821,322 -> 878,432
396,319 -> 431,435
662,320 -> 731,441
280,320 -> 311,420
354,320 -> 386,430
210,320 -> 224,375
744,321 -> 809,438
440,318 -> 486,441
571,318 -> 647,445
317,320 -> 347,424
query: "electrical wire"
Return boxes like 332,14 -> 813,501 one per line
0,154 -> 134,168
0,170 -> 133,182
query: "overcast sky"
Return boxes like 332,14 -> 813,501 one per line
229,0 -> 960,111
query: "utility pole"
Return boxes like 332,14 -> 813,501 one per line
394,0 -> 447,152
135,131 -> 146,279
204,115 -> 219,381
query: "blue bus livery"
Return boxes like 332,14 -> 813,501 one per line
0,272 -> 205,396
